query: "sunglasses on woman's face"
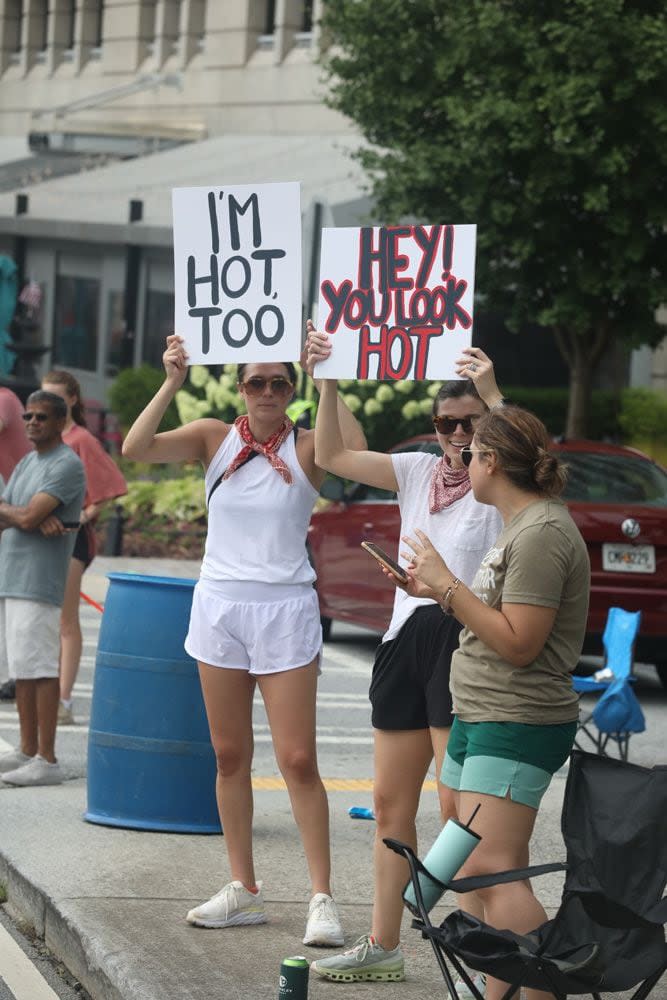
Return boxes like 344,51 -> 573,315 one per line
22,411 -> 50,423
432,414 -> 481,435
240,376 -> 294,397
460,446 -> 491,468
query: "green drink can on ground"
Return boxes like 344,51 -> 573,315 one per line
278,956 -> 309,999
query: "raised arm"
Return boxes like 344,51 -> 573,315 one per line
122,335 -> 224,466
314,379 -> 398,492
302,320 -> 366,452
455,347 -> 504,409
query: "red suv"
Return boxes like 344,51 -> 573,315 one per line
308,437 -> 667,688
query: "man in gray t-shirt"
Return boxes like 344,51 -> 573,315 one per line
0,390 -> 85,787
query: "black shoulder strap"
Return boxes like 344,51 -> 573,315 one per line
207,426 -> 298,507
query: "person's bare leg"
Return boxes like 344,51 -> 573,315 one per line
457,790 -> 550,1000
15,680 -> 38,757
59,558 -> 85,703
36,677 -> 60,762
431,727 -> 485,921
198,663 -> 257,887
259,659 -> 331,896
431,726 -> 456,824
371,728 -> 434,950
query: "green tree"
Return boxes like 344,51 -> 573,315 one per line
320,0 -> 667,436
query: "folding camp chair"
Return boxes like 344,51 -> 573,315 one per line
573,607 -> 643,760
386,750 -> 667,1000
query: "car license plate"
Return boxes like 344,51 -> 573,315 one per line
602,544 -> 655,573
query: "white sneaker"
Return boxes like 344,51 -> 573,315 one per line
186,880 -> 266,928
303,892 -> 344,947
1,754 -> 63,786
455,973 -> 487,998
0,749 -> 33,774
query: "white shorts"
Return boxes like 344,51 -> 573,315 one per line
0,597 -> 61,680
184,578 -> 322,675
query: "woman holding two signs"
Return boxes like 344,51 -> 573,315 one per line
123,322 -> 366,947
309,337 -> 503,985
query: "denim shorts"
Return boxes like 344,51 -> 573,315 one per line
441,717 -> 577,809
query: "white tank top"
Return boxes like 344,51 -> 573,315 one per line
200,427 -> 318,586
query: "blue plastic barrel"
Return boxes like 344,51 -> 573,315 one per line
85,573 -> 221,833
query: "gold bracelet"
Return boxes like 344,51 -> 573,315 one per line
439,577 -> 460,615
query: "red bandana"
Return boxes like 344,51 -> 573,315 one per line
428,454 -> 472,513
222,415 -> 294,485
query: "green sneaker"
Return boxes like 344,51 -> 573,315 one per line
312,934 -> 405,982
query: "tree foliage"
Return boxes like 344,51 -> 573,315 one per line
320,0 -> 667,435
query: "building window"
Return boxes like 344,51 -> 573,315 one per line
142,0 -> 158,46
66,0 -> 76,49
302,0 -> 313,32
53,276 -> 100,372
143,290 -> 174,368
94,0 -> 104,48
191,0 -> 206,50
105,290 -> 126,376
263,0 -> 275,35
6,0 -> 22,53
38,0 -> 48,50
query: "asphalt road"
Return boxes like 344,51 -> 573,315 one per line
0,598 -> 664,1000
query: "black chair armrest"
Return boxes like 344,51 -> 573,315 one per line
384,837 -> 567,896
450,863 -> 568,894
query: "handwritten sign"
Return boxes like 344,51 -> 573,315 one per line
314,224 -> 476,380
172,182 -> 302,365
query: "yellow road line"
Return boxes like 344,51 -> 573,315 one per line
252,777 -> 438,792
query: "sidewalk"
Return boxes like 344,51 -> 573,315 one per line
0,559 -> 660,1000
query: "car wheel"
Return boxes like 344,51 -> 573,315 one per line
655,662 -> 667,690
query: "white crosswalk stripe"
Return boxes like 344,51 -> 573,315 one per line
0,923 -> 61,1000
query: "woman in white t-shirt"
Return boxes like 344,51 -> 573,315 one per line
310,339 -> 503,985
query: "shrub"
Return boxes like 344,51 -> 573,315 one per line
618,388 -> 667,464
119,477 -> 206,522
110,360 -> 633,455
108,365 -> 180,433
619,388 -> 667,440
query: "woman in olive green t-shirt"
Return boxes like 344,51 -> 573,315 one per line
403,405 -> 590,1000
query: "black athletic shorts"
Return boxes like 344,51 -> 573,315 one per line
72,523 -> 94,567
369,603 -> 462,730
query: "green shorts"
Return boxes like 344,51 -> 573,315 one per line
441,717 -> 577,810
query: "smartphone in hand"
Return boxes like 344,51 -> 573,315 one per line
361,541 -> 409,584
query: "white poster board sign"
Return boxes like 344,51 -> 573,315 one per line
172,182 -> 302,365
314,224 -> 476,380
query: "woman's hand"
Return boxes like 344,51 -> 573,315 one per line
163,335 -> 189,388
455,347 -> 503,408
401,529 -> 450,594
302,319 -> 331,378
80,503 -> 99,526
378,563 -> 438,600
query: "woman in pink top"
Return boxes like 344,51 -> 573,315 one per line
0,386 -> 31,482
41,370 -> 127,724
